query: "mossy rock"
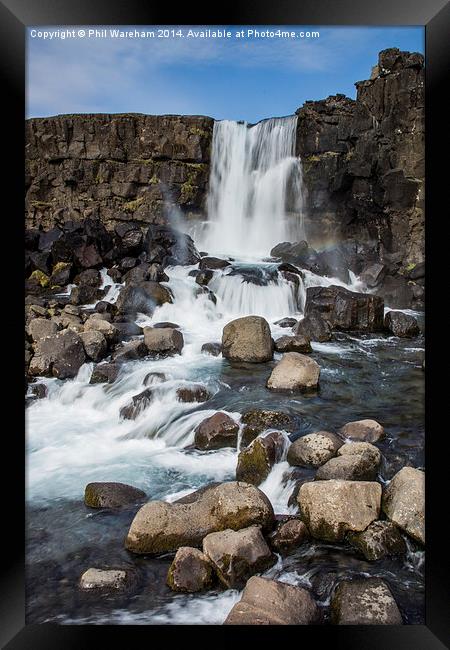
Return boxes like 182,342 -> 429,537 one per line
29,270 -> 50,288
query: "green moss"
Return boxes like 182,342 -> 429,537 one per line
189,127 -> 209,137
180,181 -> 195,203
149,175 -> 159,185
236,440 -> 271,486
30,201 -> 53,209
52,261 -> 70,274
123,197 -> 144,212
29,270 -> 50,287
405,262 -> 416,272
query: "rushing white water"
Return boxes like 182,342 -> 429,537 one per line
200,116 -> 304,258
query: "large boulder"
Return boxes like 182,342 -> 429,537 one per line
274,334 -> 312,353
176,384 -> 211,403
115,281 -> 172,317
338,419 -> 385,443
236,432 -> 286,486
305,285 -> 384,332
84,316 -> 119,344
331,578 -> 402,625
287,431 -> 342,468
382,467 -> 425,544
224,576 -> 320,625
241,409 -> 293,446
294,313 -> 332,342
113,339 -> 148,363
125,481 -> 274,554
348,520 -> 406,561
80,330 -> 108,362
167,547 -> 214,593
384,310 -> 420,337
119,388 -> 154,420
222,316 -> 273,363
199,256 -> 230,270
316,442 -> 381,481
194,412 -> 239,450
267,352 -> 320,392
29,329 -> 86,379
203,526 -> 275,589
143,326 -> 184,357
26,317 -> 58,342
90,362 -> 119,384
144,224 -> 200,266
84,482 -> 146,508
298,480 -> 381,541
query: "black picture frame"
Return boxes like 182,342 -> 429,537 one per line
1,0 -> 449,647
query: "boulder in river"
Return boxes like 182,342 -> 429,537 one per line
115,281 -> 172,317
236,432 -> 286,486
176,384 -> 211,403
90,362 -> 119,384
241,409 -> 293,446
224,576 -> 320,625
382,467 -> 425,544
201,342 -> 222,356
79,568 -> 132,592
348,520 -> 406,561
274,334 -> 312,354
298,480 -> 381,541
267,352 -> 320,392
69,284 -> 99,306
84,482 -> 146,508
331,578 -> 402,625
199,256 -> 230,270
143,326 -> 184,357
194,412 -> 239,450
294,313 -> 332,342
80,330 -> 108,362
384,310 -> 420,338
119,388 -> 154,420
287,431 -> 343,468
338,419 -> 385,443
125,481 -> 274,554
305,285 -> 384,332
268,517 -> 309,554
167,547 -> 214,593
203,526 -> 275,589
316,442 -> 381,481
274,317 -> 298,328
113,339 -> 148,363
29,329 -> 86,379
222,316 -> 273,363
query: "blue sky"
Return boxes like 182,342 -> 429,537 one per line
26,26 -> 424,122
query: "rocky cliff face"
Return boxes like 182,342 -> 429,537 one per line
25,114 -> 214,231
296,48 -> 424,271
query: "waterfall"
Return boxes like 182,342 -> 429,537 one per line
201,116 -> 304,259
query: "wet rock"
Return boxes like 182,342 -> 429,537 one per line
331,578 -> 402,625
50,262 -> 72,287
111,321 -> 143,338
176,384 -> 211,403
194,269 -> 214,286
84,316 -> 119,344
194,412 -> 239,450
152,321 -> 180,329
119,388 -> 154,420
29,383 -> 48,399
203,526 -> 275,589
69,284 -> 99,306
287,431 -> 343,468
268,517 -> 309,554
26,317 -> 58,342
274,334 -> 312,353
241,409 -> 293,446
119,256 -> 137,272
167,547 -> 214,593
74,268 -> 102,287
79,568 -> 131,592
382,467 -> 425,544
267,352 -> 320,392
90,362 -> 119,384
275,317 -> 298,328
143,371 -> 167,386
113,339 -> 148,363
338,419 -> 385,443
294,313 -> 332,342
143,326 -> 184,357
115,281 -> 172,317
360,263 -> 387,288
29,329 -> 86,379
222,316 -> 273,363
407,262 -> 425,280
199,256 -> 230,270
384,310 -> 420,338
376,275 -> 414,310
125,481 -> 275,554
201,342 -> 222,356
316,443 -> 381,481
107,267 -> 122,283
80,330 -> 108,362
84,482 -> 146,508
115,223 -> 143,253
305,285 -> 384,332
236,432 -> 286,486
224,576 -> 320,625
144,224 -> 200,266
298,480 -> 381,541
348,520 -> 406,561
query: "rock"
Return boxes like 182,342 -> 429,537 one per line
203,526 -> 275,589
29,383 -> 48,399
115,281 -> 172,317
360,263 -> 387,288
298,480 -> 381,541
274,334 -> 312,353
176,384 -> 211,403
241,409 -> 293,446
167,547 -> 214,593
274,317 -> 298,328
80,330 -> 107,362
50,262 -> 72,286
84,316 -> 119,343
74,268 -> 102,287
331,578 -> 402,625
224,576 -> 320,625
90,362 -> 119,384
84,482 -> 146,508
144,224 -> 200,266
384,310 -> 420,337
316,443 -> 381,481
152,321 -> 180,329
194,269 -> 214,286
287,431 -> 343,468
120,388 -> 154,420
143,371 -> 167,386
119,256 -> 137,272
236,432 -> 286,486
79,568 -> 131,592
113,339 -> 148,363
125,481 -> 275,554
267,352 -> 320,392
222,316 -> 273,363
115,223 -> 143,252
26,318 -> 58,342
28,269 -> 50,289
194,412 -> 239,450
143,326 -> 184,357
268,517 -> 309,554
69,284 -> 99,306
338,419 -> 385,443
199,256 -> 230,270
348,520 -> 406,561
201,342 -> 222,356
111,322 -> 142,339
29,329 -> 86,379
294,313 -> 332,342
382,467 -> 425,544
305,285 -> 384,332
407,262 -> 425,280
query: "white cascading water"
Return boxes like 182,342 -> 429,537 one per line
200,116 -> 304,258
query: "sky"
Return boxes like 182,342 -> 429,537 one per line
26,26 -> 424,123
